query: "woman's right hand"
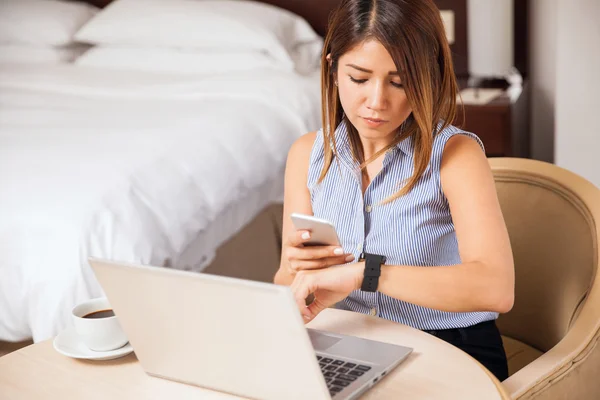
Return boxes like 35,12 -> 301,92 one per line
284,230 -> 355,275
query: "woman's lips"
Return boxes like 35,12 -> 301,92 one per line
362,117 -> 388,128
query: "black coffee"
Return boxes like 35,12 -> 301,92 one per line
83,309 -> 115,319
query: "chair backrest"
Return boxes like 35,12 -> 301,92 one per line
490,158 -> 600,352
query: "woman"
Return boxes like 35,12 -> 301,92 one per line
273,0 -> 514,381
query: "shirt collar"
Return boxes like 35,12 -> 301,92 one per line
395,135 -> 413,156
331,119 -> 351,153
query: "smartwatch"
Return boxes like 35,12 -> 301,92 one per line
359,252 -> 386,292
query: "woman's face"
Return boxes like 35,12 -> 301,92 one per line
336,39 -> 412,141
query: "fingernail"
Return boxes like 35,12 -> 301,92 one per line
301,232 -> 310,240
303,315 -> 311,321
345,255 -> 355,262
333,248 -> 344,255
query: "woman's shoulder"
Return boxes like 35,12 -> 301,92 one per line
288,130 -> 319,160
438,125 -> 489,183
434,123 -> 485,155
292,130 -> 319,150
286,130 -> 322,172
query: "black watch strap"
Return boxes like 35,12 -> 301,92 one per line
360,252 -> 386,292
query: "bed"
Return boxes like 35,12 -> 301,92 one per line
0,0 -> 339,343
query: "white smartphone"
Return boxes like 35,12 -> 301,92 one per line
290,213 -> 341,246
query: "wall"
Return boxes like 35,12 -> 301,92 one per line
529,0 -> 557,163
554,0 -> 600,188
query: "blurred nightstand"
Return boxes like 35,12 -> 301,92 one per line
455,80 -> 530,158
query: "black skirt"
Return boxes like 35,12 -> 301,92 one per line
423,319 -> 509,381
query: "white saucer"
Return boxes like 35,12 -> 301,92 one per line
53,326 -> 134,361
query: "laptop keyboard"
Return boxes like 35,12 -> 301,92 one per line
317,355 -> 372,397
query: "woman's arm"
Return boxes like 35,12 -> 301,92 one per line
377,134 -> 515,313
273,132 -> 316,286
291,135 -> 515,320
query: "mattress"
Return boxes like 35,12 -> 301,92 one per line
0,64 -> 321,342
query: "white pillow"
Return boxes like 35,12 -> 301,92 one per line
75,46 -> 289,74
0,0 -> 99,47
0,44 -> 90,64
74,0 -> 322,71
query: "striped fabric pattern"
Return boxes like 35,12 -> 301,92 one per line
307,120 -> 498,330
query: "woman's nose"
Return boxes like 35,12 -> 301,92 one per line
366,82 -> 386,110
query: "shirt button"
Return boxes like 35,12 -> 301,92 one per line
356,243 -> 363,251
365,205 -> 372,213
370,308 -> 377,316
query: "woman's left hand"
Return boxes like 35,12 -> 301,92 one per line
291,262 -> 365,323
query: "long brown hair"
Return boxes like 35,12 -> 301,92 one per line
320,0 -> 459,202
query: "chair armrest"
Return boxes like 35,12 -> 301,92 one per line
503,292 -> 600,399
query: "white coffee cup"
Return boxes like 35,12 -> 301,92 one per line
72,297 -> 128,352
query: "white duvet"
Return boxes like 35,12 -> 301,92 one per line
0,64 -> 321,342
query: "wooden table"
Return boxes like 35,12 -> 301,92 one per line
0,309 -> 509,399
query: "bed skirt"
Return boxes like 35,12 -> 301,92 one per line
202,203 -> 284,283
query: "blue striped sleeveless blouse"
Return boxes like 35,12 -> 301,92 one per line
307,120 -> 498,330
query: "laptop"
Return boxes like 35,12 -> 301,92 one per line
89,258 -> 413,400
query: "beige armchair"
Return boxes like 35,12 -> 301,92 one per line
490,158 -> 600,399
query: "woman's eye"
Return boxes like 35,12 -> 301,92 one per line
349,76 -> 367,84
391,81 -> 403,88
